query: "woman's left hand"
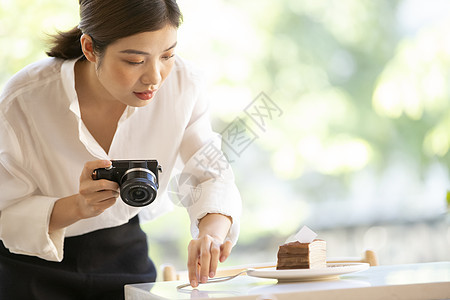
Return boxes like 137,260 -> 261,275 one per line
187,213 -> 233,287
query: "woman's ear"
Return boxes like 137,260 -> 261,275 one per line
80,34 -> 97,63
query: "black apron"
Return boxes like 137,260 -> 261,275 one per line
0,215 -> 156,300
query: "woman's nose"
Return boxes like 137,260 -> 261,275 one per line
141,63 -> 162,86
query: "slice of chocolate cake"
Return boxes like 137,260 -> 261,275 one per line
276,239 -> 326,270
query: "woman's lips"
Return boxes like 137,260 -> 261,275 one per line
133,90 -> 156,101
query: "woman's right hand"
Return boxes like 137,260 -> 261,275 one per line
77,160 -> 120,219
49,160 -> 119,233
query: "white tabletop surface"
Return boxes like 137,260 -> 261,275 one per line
125,262 -> 450,300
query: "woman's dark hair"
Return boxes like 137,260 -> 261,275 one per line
46,0 -> 182,60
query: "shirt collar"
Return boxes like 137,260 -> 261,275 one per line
60,57 -> 82,118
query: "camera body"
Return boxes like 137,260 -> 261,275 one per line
93,160 -> 162,207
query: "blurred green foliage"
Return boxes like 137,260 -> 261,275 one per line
1,0 -> 449,271
0,0 -> 78,89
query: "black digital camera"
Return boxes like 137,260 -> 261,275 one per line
93,160 -> 162,207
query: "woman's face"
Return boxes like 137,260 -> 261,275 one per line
94,25 -> 177,107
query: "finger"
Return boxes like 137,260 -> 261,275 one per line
209,242 -> 221,278
83,190 -> 120,205
199,237 -> 212,283
77,192 -> 118,218
187,241 -> 200,287
92,195 -> 117,210
81,160 -> 111,180
219,239 -> 233,262
90,196 -> 116,211
80,179 -> 119,195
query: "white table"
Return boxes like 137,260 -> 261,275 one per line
125,262 -> 450,300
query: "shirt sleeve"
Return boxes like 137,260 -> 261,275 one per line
0,113 -> 65,262
178,78 -> 242,246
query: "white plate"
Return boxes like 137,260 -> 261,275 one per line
246,263 -> 370,282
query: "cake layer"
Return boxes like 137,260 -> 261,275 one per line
276,256 -> 315,263
276,239 -> 326,270
276,263 -> 311,270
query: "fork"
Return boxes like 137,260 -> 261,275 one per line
176,269 -> 250,289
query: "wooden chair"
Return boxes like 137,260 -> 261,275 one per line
161,249 -> 378,281
327,249 -> 378,267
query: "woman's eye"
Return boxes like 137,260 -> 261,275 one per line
126,61 -> 144,65
162,54 -> 175,61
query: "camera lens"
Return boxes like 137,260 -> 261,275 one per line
120,168 -> 158,207
131,189 -> 146,201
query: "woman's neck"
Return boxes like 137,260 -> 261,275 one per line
74,58 -> 127,154
74,59 -> 126,112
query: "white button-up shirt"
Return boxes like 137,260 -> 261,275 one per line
0,56 -> 241,262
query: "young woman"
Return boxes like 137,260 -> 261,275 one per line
0,0 -> 241,298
